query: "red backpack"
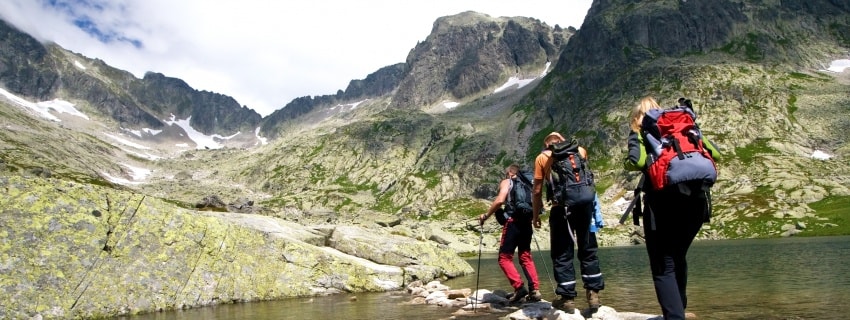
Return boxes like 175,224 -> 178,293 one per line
641,107 -> 717,191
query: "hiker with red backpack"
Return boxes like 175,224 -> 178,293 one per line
532,132 -> 604,314
624,96 -> 720,320
478,164 -> 542,303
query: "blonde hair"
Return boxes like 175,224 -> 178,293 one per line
630,97 -> 661,132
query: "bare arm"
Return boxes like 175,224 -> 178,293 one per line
480,178 -> 510,223
532,152 -> 549,228
532,178 -> 544,228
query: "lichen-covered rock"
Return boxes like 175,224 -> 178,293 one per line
0,175 -> 472,319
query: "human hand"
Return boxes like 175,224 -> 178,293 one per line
533,217 -> 542,228
478,214 -> 487,225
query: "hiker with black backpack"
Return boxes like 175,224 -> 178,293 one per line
624,96 -> 720,320
478,164 -> 542,303
531,132 -> 604,314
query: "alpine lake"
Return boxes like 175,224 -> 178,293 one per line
119,235 -> 850,320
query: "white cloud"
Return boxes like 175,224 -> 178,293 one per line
0,0 -> 592,117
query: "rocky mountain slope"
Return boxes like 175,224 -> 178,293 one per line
521,0 -> 850,238
0,11 -> 570,319
1,1 -> 850,318
0,19 -> 262,147
259,11 -> 571,138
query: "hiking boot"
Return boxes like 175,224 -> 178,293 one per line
527,289 -> 543,302
685,312 -> 698,319
552,295 -> 576,313
586,289 -> 601,309
508,287 -> 529,304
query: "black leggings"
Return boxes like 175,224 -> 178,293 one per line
643,188 -> 707,320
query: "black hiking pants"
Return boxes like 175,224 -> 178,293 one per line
643,186 -> 707,320
549,203 -> 604,298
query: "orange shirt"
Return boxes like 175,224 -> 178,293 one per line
534,150 -> 554,181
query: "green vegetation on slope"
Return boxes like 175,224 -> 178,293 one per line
803,195 -> 850,236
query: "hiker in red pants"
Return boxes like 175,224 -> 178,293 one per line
479,164 -> 542,303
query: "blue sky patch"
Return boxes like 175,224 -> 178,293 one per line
45,0 -> 143,48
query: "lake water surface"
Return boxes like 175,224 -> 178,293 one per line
121,235 -> 850,320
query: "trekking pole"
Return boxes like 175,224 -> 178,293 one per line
619,175 -> 645,225
532,232 -> 556,295
473,219 -> 484,313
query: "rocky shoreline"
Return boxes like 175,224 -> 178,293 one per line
405,280 -> 664,320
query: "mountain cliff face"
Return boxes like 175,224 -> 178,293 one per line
0,20 -> 261,137
391,11 -> 570,109
539,0 -> 850,119
130,72 -> 261,135
0,20 -> 59,99
260,63 -> 407,138
260,12 -> 569,138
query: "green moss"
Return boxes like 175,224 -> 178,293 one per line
334,198 -> 354,212
788,72 -> 813,80
308,164 -> 328,184
433,197 -> 487,220
260,196 -> 287,208
333,176 -> 375,194
525,126 -> 556,164
594,178 -> 614,196
513,102 -> 536,116
372,190 -> 400,213
450,137 -> 465,153
828,22 -> 850,46
495,150 -> 508,167
802,196 -> 850,236
306,141 -> 325,158
717,33 -> 764,61
735,138 -> 777,164
787,93 -> 798,116
413,170 -> 441,189
517,113 -> 529,131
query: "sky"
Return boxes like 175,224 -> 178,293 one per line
0,0 -> 593,117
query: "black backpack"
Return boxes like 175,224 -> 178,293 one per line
547,140 -> 596,207
497,170 -> 533,225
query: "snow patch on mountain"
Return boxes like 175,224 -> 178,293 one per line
493,62 -> 551,94
164,114 -> 241,149
0,88 -> 89,121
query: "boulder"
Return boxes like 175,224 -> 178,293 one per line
0,175 -> 472,319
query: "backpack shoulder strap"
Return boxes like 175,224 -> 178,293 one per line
517,170 -> 533,186
506,178 -> 514,203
